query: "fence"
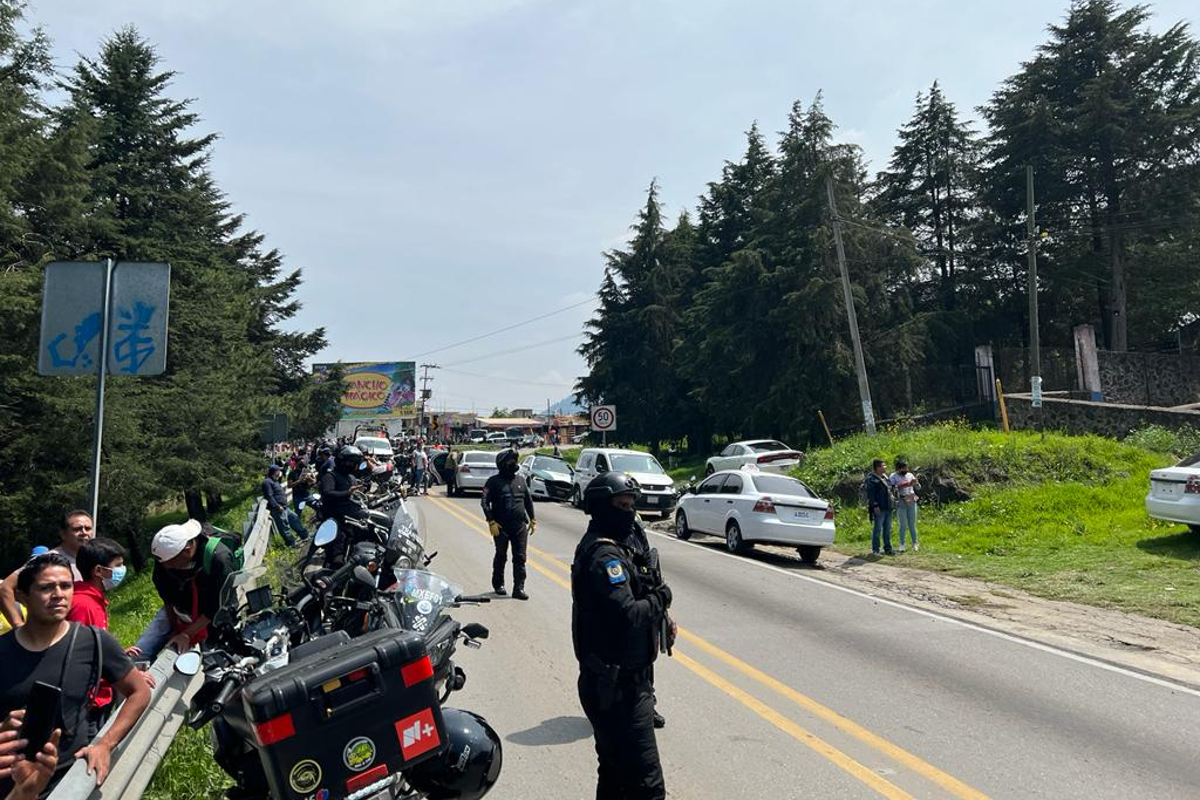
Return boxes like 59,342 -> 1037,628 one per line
49,500 -> 274,800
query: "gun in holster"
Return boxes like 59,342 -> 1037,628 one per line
645,549 -> 672,657
583,654 -> 621,711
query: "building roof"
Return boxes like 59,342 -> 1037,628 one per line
476,417 -> 544,427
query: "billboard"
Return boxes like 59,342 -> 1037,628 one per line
313,361 -> 416,419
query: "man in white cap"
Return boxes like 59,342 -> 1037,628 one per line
140,520 -> 236,655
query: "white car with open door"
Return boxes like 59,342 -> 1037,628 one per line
454,450 -> 500,494
705,440 -> 803,476
675,468 -> 835,565
1146,452 -> 1200,534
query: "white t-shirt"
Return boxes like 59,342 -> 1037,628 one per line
888,471 -> 919,503
412,450 -> 428,469
51,545 -> 84,581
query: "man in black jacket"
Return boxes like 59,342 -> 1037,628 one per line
571,472 -> 673,800
865,458 -> 895,556
481,449 -> 535,599
317,446 -> 368,566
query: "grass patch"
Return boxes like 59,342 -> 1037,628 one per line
797,422 -> 1200,626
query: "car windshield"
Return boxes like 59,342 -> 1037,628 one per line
752,475 -> 814,498
610,454 -> 665,475
465,452 -> 495,464
1177,452 -> 1200,468
356,437 -> 392,452
533,456 -> 570,472
747,440 -> 789,453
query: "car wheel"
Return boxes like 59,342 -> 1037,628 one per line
725,521 -> 751,555
705,463 -> 715,476
797,545 -> 821,566
674,511 -> 692,540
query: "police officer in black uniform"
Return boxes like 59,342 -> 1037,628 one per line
571,472 -> 674,800
481,449 -> 536,600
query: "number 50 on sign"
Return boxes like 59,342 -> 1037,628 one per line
590,405 -> 616,432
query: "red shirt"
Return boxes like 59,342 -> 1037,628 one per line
68,581 -> 114,708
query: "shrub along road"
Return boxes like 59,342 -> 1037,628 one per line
414,490 -> 1200,800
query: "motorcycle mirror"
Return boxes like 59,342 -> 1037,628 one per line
314,519 -> 338,546
358,461 -> 368,472
174,650 -> 202,676
461,622 -> 489,640
353,565 -> 376,587
297,500 -> 306,511
309,492 -> 321,501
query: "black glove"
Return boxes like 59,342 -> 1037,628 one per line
652,584 -> 673,610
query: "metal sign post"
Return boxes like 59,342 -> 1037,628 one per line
39,261 -> 170,528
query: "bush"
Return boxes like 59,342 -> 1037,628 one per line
1124,425 -> 1200,462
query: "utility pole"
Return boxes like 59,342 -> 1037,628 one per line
825,175 -> 876,435
418,363 -> 439,436
1026,166 -> 1042,409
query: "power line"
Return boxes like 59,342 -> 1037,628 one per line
440,366 -> 577,388
413,298 -> 595,358
441,333 -> 585,367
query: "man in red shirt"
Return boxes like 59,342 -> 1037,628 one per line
68,540 -> 153,695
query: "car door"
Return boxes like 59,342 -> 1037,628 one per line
575,452 -> 595,493
713,445 -> 735,472
690,474 -> 728,532
716,473 -> 746,533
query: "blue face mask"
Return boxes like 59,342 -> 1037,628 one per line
103,564 -> 127,591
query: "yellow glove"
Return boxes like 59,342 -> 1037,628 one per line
488,521 -> 501,538
529,519 -> 537,535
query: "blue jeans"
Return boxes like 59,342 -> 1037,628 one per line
271,507 -> 308,545
895,502 -> 918,546
871,508 -> 893,554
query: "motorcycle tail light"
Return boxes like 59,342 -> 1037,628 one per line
254,712 -> 295,745
346,764 -> 389,794
401,655 -> 433,687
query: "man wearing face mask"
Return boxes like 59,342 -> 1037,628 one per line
481,449 -> 535,600
571,472 -> 674,800
317,446 -> 369,566
148,520 -> 235,653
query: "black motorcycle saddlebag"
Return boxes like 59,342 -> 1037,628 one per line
240,627 -> 447,800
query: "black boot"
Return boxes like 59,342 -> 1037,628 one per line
493,585 -> 507,596
513,586 -> 529,601
653,711 -> 666,729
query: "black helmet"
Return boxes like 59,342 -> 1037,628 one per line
495,449 -> 518,469
405,708 -> 502,800
335,445 -> 364,473
584,472 -> 640,515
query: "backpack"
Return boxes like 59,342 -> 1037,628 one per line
202,527 -> 245,573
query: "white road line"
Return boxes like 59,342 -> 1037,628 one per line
645,527 -> 1200,700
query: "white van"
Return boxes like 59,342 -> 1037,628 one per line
571,448 -> 677,518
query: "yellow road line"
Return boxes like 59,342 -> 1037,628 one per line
423,497 -> 922,799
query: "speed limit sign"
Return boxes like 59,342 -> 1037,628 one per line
590,405 -> 617,432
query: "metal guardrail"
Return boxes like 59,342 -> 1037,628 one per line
50,499 -> 275,800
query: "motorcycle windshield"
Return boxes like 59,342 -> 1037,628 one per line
388,501 -> 425,562
214,566 -> 267,629
393,570 -> 461,633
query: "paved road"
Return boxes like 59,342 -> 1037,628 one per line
409,491 -> 1200,799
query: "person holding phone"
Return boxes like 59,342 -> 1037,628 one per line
0,553 -> 150,793
0,711 -> 59,800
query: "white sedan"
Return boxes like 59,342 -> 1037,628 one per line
1146,453 -> 1200,534
675,468 -> 834,565
705,440 -> 803,475
454,450 -> 500,493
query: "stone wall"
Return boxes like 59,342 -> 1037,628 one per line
1096,350 -> 1200,407
1006,393 -> 1200,439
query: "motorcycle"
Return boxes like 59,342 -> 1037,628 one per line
184,527 -> 501,800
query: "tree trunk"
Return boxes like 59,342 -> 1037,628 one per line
205,489 -> 224,516
184,489 -> 207,522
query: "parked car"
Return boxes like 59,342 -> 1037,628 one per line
353,436 -> 395,462
520,454 -> 574,501
675,468 -> 834,564
431,448 -> 456,488
1146,452 -> 1200,534
453,450 -> 500,494
519,433 -> 543,448
571,448 -> 676,518
468,429 -> 489,444
705,440 -> 803,476
486,432 -> 508,445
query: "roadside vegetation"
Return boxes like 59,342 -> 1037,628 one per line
795,422 -> 1200,627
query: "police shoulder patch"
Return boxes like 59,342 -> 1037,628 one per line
604,559 -> 626,584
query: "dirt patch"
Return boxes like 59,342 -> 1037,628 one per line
647,519 -> 1200,688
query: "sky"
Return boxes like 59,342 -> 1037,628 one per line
32,0 -> 1197,414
